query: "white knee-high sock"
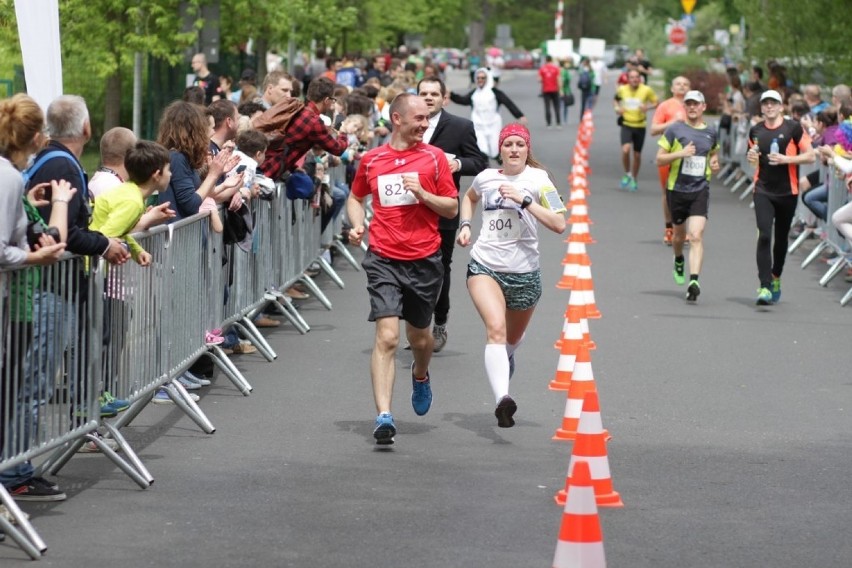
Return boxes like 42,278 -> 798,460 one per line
484,343 -> 510,403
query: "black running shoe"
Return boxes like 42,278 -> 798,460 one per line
495,395 -> 518,428
686,280 -> 700,302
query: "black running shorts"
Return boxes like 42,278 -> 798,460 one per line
362,249 -> 443,329
667,189 -> 710,225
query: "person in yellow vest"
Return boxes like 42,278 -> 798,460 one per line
614,69 -> 658,191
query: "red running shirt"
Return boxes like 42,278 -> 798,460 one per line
352,143 -> 457,260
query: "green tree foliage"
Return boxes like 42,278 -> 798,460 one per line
734,0 -> 852,85
618,5 -> 666,63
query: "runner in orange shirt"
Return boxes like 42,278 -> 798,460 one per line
651,76 -> 690,245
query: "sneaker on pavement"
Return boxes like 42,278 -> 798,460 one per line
373,412 -> 396,445
432,324 -> 447,353
222,341 -> 257,355
100,391 -> 130,415
183,370 -> 211,386
756,287 -> 772,306
686,280 -> 700,302
663,227 -> 673,246
619,174 -> 630,189
176,375 -> 202,390
673,258 -> 685,286
770,278 -> 781,303
152,389 -> 173,404
10,477 -> 66,502
628,176 -> 638,192
152,389 -> 199,404
0,503 -> 29,523
77,434 -> 121,454
495,395 -> 518,428
410,362 -> 433,416
254,316 -> 281,328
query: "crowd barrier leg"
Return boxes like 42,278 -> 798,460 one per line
160,381 -> 216,434
316,253 -> 345,289
330,238 -> 361,271
802,240 -> 830,268
297,274 -> 332,310
731,174 -> 750,195
110,388 -> 156,429
840,285 -> 852,306
0,487 -> 46,559
788,227 -> 816,253
101,421 -> 154,485
717,162 -> 735,180
205,347 -> 254,395
723,168 -> 741,186
819,256 -> 850,286
739,180 -> 755,201
37,428 -> 151,489
263,291 -> 310,334
234,317 -> 276,362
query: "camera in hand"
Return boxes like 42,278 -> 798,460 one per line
27,222 -> 61,248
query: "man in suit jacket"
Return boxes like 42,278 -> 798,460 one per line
417,76 -> 488,352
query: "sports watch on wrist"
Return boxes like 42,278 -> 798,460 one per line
520,195 -> 533,209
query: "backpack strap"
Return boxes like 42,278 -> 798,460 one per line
23,150 -> 86,190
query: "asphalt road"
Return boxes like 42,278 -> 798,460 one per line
3,69 -> 851,567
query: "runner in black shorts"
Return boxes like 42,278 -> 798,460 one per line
656,90 -> 720,302
347,94 -> 458,445
620,126 -> 646,153
746,89 -> 815,306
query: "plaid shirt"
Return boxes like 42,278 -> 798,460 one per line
283,101 -> 349,172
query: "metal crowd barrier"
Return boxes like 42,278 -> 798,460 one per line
1,255 -> 104,558
0,186 -> 361,558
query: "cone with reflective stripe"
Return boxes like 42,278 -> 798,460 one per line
573,264 -> 601,318
557,242 -> 590,290
552,460 -> 606,568
568,202 -> 592,225
549,315 -> 583,390
565,218 -> 594,244
556,391 -> 622,508
553,345 -> 608,440
555,304 -> 596,351
569,186 -> 587,207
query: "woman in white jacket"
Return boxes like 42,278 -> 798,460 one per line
450,68 -> 527,160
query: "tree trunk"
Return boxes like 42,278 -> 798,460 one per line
467,0 -> 492,55
103,71 -> 122,133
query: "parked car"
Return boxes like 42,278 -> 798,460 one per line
604,44 -> 631,69
502,50 -> 535,70
423,47 -> 467,70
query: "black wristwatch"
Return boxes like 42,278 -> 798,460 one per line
520,195 -> 533,209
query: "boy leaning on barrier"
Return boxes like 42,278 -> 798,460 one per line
89,140 -> 175,265
86,141 -> 175,426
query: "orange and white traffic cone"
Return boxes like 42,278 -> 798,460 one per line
553,345 -> 606,440
558,242 -> 590,290
569,186 -> 587,207
561,240 -> 590,269
556,391 -> 622,508
555,304 -> 595,351
573,264 -> 601,319
568,203 -> 592,225
565,218 -> 594,244
549,315 -> 583,390
552,460 -> 606,568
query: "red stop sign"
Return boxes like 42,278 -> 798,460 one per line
669,26 -> 686,45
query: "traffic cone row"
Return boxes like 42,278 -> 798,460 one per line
551,110 -> 618,567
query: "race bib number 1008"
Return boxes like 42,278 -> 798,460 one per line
377,173 -> 418,207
